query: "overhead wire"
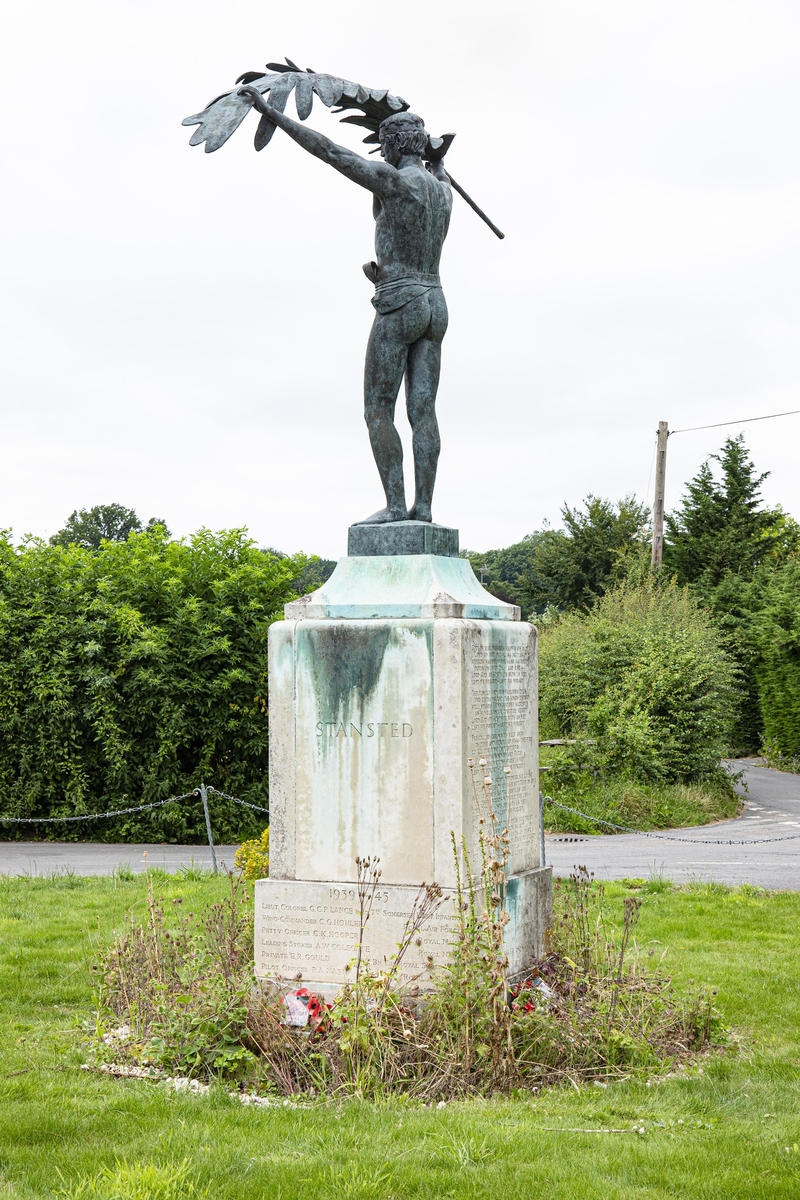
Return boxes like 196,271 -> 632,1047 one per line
670,408 -> 800,436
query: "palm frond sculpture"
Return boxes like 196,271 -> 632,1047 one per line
182,58 -> 502,238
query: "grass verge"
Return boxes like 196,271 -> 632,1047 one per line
1,871 -> 799,1197
759,738 -> 800,775
542,767 -> 741,835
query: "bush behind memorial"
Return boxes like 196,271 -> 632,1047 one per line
0,526 -> 309,842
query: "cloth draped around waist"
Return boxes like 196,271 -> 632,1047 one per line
370,271 -> 442,315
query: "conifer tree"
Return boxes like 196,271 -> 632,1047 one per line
664,436 -> 787,589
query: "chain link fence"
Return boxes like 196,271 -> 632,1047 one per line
0,785 -> 269,872
543,795 -> 800,846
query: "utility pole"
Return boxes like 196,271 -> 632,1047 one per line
651,421 -> 669,568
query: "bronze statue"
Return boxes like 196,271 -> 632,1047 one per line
184,61 -> 503,526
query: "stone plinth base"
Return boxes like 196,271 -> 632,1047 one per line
258,550 -> 553,996
267,615 -> 539,887
254,867 -> 552,992
285,555 -> 519,621
347,521 -> 459,558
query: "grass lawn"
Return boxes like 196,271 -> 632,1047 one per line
1,871 -> 799,1198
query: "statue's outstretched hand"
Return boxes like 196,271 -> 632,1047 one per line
237,85 -> 273,116
426,159 -> 449,181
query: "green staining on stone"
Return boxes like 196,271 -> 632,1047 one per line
297,621 -> 433,758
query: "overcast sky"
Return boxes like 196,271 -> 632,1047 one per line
2,0 -> 798,559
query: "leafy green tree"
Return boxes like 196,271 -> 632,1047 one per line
539,576 -> 739,782
465,497 -> 648,617
263,547 -> 336,595
0,526 -> 308,842
50,504 -> 171,550
463,532 -> 552,607
523,495 -> 649,613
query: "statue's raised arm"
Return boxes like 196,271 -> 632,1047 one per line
182,59 -> 501,235
237,84 -> 401,196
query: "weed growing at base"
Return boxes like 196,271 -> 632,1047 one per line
86,783 -> 723,1098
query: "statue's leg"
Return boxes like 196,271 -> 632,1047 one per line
360,312 -> 409,522
406,290 -> 448,523
358,300 -> 431,525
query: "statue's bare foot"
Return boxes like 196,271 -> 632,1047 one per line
353,506 -> 410,525
408,504 -> 432,523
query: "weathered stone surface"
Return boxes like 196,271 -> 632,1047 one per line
259,555 -> 553,994
347,521 -> 459,558
254,868 -> 552,991
284,555 -> 519,622
255,879 -> 458,991
267,616 -> 540,887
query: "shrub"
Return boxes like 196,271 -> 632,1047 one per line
0,527 -> 308,841
759,736 -> 800,775
542,774 -> 741,835
752,558 -> 800,757
539,576 -> 739,782
234,827 -> 270,880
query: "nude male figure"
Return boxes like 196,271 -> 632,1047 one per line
239,87 -> 452,524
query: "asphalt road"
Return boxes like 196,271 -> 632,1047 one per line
0,840 -> 239,877
545,760 -> 800,890
1,760 -> 798,889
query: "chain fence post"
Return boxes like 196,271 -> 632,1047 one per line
539,791 -> 546,867
199,782 -> 218,873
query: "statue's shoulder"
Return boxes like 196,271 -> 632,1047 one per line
395,165 -> 451,203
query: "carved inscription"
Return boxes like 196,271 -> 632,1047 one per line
315,721 -> 413,738
255,880 -> 458,985
468,638 -> 536,858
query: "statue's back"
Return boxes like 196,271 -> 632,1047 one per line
373,167 -> 452,278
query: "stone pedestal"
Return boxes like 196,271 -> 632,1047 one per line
255,538 -> 552,991
347,520 -> 460,558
